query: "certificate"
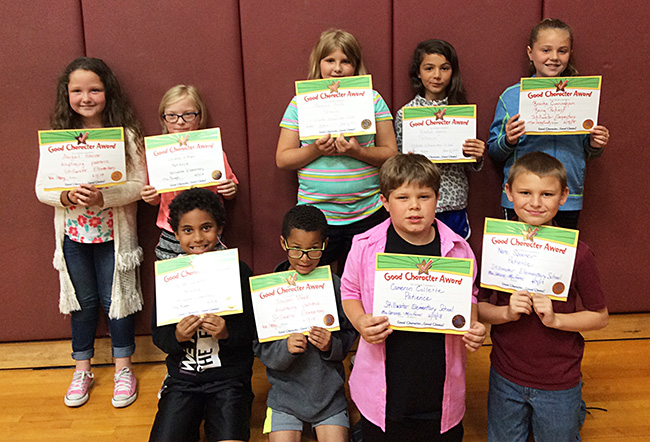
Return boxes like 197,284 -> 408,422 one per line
295,74 -> 375,140
519,76 -> 601,135
402,105 -> 477,163
249,266 -> 340,343
480,218 -> 579,301
145,128 -> 226,193
37,127 -> 126,191
373,253 -> 474,334
155,249 -> 242,326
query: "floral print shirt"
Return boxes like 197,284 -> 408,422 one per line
65,205 -> 114,243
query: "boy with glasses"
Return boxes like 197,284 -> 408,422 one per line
254,204 -> 358,442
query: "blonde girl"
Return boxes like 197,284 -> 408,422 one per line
276,29 -> 398,272
35,57 -> 146,408
140,85 -> 239,260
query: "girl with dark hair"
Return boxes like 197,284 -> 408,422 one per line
36,57 -> 146,408
394,39 -> 485,239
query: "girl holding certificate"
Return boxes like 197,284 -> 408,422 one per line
488,18 -> 610,229
141,85 -> 239,260
276,29 -> 398,273
35,57 -> 146,408
394,39 -> 486,239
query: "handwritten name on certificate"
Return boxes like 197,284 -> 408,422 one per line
145,128 -> 226,193
155,249 -> 243,326
519,76 -> 601,135
402,105 -> 477,163
373,254 -> 474,334
37,127 -> 126,191
480,218 -> 579,301
250,266 -> 340,343
295,75 -> 375,140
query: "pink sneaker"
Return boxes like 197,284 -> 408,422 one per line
64,370 -> 94,407
112,367 -> 137,408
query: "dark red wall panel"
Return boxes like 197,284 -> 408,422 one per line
1,1 -> 85,341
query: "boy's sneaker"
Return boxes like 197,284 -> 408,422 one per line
112,367 -> 137,408
64,370 -> 94,407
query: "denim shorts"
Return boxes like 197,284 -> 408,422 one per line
263,407 -> 350,434
488,367 -> 585,442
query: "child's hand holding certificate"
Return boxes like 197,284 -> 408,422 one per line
145,128 -> 226,193
402,105 -> 477,163
155,249 -> 243,326
250,266 -> 340,342
37,127 -> 126,191
373,253 -> 474,334
295,75 -> 375,140
518,76 -> 601,135
480,218 -> 579,301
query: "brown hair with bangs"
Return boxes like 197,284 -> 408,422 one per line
379,153 -> 441,199
308,29 -> 368,80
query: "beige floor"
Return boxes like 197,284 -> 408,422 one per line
1,313 -> 649,441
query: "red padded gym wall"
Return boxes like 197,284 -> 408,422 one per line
391,0 -> 541,260
240,0 -> 394,274
3,1 -> 650,345
1,1 -> 85,341
543,1 -> 650,312
80,0 -> 253,333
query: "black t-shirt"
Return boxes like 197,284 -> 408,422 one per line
384,223 -> 446,421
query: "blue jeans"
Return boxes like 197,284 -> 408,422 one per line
488,368 -> 585,442
63,236 -> 135,360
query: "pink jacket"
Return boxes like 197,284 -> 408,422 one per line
341,218 -> 478,433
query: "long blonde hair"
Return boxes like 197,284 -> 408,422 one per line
307,29 -> 367,80
158,85 -> 208,133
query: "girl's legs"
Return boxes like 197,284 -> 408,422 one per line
64,238 -> 137,406
90,241 -> 138,407
64,237 -> 102,367
63,237 -> 102,406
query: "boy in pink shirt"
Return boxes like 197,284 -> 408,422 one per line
341,153 -> 486,441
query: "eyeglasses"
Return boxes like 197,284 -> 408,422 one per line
284,240 -> 325,260
162,112 -> 200,123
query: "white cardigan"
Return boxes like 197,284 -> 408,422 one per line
35,129 -> 146,319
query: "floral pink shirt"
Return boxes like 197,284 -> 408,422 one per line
65,205 -> 114,243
